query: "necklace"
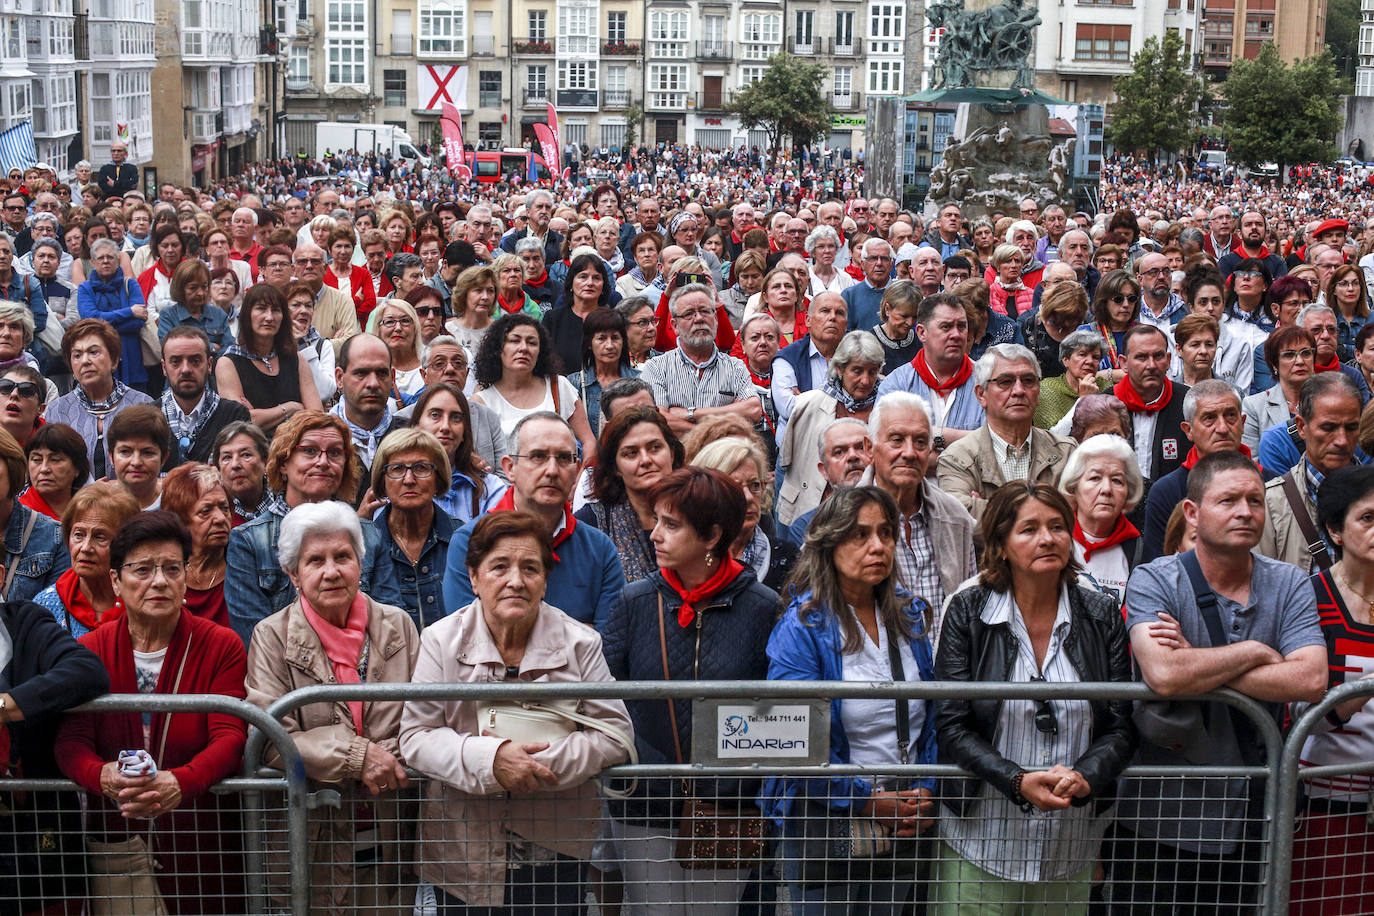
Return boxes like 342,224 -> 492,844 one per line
1336,565 -> 1374,623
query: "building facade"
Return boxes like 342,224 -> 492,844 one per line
1202,0 -> 1325,81
84,0 -> 156,168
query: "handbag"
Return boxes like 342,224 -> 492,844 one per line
794,618 -> 909,883
473,697 -> 638,797
656,594 -> 766,870
85,633 -> 192,916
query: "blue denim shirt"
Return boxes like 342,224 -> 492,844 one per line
225,501 -> 404,645
156,301 -> 234,356
3,501 -> 69,604
372,503 -> 453,632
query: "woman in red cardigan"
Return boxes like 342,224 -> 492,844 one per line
323,224 -> 377,326
55,511 -> 248,915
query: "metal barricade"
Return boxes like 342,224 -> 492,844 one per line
1272,678 -> 1374,915
248,679 -> 1287,915
2,693 -> 311,916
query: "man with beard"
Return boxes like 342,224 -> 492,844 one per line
160,327 -> 249,463
1219,211 -> 1287,281
1136,251 -> 1188,328
935,343 -> 1075,521
642,283 -> 761,437
779,417 -> 872,547
213,421 -> 271,526
329,333 -> 395,473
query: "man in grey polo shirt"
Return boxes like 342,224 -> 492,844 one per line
1105,450 -> 1327,912
641,282 -> 762,437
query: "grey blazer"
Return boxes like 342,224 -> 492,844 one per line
1241,384 -> 1290,455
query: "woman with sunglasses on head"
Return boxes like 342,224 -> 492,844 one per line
933,481 -> 1136,912
1078,269 -> 1142,381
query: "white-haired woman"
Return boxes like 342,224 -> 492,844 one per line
806,225 -> 854,297
593,216 -> 626,277
989,243 -> 1033,318
245,500 -> 420,912
1059,433 -> 1145,603
777,330 -> 884,531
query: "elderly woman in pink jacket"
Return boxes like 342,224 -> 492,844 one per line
400,510 -> 633,913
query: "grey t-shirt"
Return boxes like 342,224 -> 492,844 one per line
1119,551 -> 1323,853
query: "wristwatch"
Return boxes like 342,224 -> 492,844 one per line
687,407 -> 697,422
932,426 -> 946,451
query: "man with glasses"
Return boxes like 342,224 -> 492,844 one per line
280,196 -> 308,232
1203,204 -> 1238,257
96,141 -> 137,200
293,241 -> 362,344
936,343 -> 1074,521
642,283 -> 762,437
1109,450 -> 1325,912
1219,211 -> 1287,281
0,194 -> 26,242
847,198 -> 872,235
329,334 -> 396,473
1295,303 -> 1371,402
1018,197 -> 1040,223
782,217 -> 809,255
843,237 -> 894,331
942,255 -> 973,291
394,336 -> 506,471
1136,252 -> 1188,328
441,411 -> 623,628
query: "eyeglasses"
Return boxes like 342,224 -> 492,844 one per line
737,478 -> 764,496
264,261 -> 291,270
0,379 -> 38,398
1279,348 -> 1316,361
512,449 -> 578,468
415,306 -> 445,318
383,461 -> 436,480
630,317 -> 659,329
294,257 -> 324,266
1110,294 -> 1140,305
119,561 -> 186,582
674,307 -> 714,320
1233,270 -> 1263,279
428,356 -> 466,370
985,373 -> 1040,392
294,444 -> 347,464
1138,267 -> 1170,277
380,317 -> 414,329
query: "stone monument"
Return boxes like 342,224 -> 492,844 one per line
922,0 -> 1076,218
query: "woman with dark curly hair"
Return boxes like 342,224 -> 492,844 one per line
472,312 -> 597,462
544,250 -> 614,374
575,405 -> 683,582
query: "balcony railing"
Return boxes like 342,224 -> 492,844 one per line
514,38 -> 553,54
285,75 -> 310,91
694,40 -> 731,60
829,37 -> 858,56
832,90 -> 862,109
392,34 -> 412,55
694,91 -> 735,111
522,88 -> 550,107
603,89 -> 630,107
789,37 -> 816,54
646,91 -> 687,112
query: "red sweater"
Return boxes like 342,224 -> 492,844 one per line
324,263 -> 379,325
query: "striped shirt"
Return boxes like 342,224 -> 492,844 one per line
641,346 -> 759,411
1298,569 -> 1374,803
942,587 -> 1101,882
895,495 -> 947,645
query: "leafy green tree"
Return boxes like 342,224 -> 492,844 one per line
1223,43 -> 1342,171
1104,32 -> 1207,158
726,53 -> 834,150
1327,0 -> 1360,79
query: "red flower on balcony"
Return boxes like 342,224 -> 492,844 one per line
602,40 -> 640,55
515,40 -> 553,53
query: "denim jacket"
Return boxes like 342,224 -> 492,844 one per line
3,501 -> 69,604
225,502 -> 404,645
372,503 -> 452,633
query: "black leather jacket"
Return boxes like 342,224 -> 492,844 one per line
933,582 -> 1137,817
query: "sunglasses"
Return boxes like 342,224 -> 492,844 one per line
1031,677 -> 1058,735
414,305 -> 445,318
0,379 -> 38,398
1111,294 -> 1140,305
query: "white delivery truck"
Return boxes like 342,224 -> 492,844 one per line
315,122 -> 431,168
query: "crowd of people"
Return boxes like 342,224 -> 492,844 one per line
0,144 -> 1370,914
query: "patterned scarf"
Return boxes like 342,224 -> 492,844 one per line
822,374 -> 877,414
161,386 -> 221,449
222,342 -> 277,370
75,378 -> 128,416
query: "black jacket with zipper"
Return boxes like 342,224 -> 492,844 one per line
601,567 -> 780,825
933,582 -> 1137,817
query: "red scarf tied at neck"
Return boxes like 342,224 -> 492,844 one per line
1072,515 -> 1140,562
1113,376 -> 1172,413
527,269 -> 548,287
912,350 -> 973,394
498,292 -> 526,314
664,557 -> 744,628
1182,443 -> 1254,470
1315,352 -> 1343,374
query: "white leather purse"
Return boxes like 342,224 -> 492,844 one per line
475,699 -> 638,797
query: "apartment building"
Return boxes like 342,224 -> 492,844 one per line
84,0 -> 156,167
1201,0 -> 1325,81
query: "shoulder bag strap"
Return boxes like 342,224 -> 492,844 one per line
1,509 -> 37,599
550,376 -> 562,415
657,592 -> 684,766
1280,471 -> 1333,570
1287,418 -> 1307,454
884,619 -> 911,765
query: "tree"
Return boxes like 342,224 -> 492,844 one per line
1223,43 -> 1342,172
623,104 -> 644,150
1104,32 -> 1207,158
1327,0 -> 1360,80
726,53 -> 834,150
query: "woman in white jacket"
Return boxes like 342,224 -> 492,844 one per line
400,510 -> 633,913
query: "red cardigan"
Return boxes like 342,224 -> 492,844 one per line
324,263 -> 379,325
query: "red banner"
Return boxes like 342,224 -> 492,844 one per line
440,101 -> 471,180
547,103 -> 560,141
532,122 -> 559,185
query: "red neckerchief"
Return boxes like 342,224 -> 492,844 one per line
527,269 -> 548,287
844,263 -> 866,281
663,557 -> 745,627
731,230 -> 745,246
1238,242 -> 1272,259
1181,443 -> 1253,470
491,488 -> 576,560
1315,353 -> 1343,373
1113,376 -> 1172,413
1072,515 -> 1140,562
498,292 -> 525,314
18,486 -> 57,520
912,350 -> 973,393
55,567 -> 123,632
